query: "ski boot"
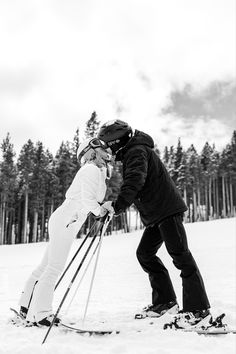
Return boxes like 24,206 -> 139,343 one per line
135,300 -> 179,319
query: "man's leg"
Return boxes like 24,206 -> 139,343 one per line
158,214 -> 210,311
136,224 -> 176,305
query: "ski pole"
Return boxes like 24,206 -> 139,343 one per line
55,219 -> 100,290
64,240 -> 100,315
42,233 -> 98,344
82,213 -> 112,326
41,214 -> 109,345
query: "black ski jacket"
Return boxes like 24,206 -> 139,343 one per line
113,130 -> 187,226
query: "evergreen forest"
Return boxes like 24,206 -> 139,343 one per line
0,112 -> 235,245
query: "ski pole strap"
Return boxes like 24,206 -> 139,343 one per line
98,212 -> 112,236
96,211 -> 109,223
100,211 -> 112,226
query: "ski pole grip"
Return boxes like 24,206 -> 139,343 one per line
99,211 -> 110,223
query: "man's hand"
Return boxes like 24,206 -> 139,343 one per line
101,201 -> 115,214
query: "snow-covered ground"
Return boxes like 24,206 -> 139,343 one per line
0,218 -> 235,354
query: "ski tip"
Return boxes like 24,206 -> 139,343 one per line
10,307 -> 19,315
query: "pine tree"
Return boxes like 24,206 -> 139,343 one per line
45,149 -> 60,221
230,131 -> 236,215
162,146 -> 169,165
186,145 -> 200,221
72,128 -> 80,162
173,139 -> 185,195
231,130 -> 236,176
17,140 -> 35,243
210,146 -> 220,218
154,144 -> 160,156
71,128 -> 81,175
201,142 -> 218,220
54,141 -> 77,204
0,133 -> 17,244
30,142 -> 52,242
177,151 -> 188,203
84,111 -> 100,138
219,133 -> 236,217
166,145 -> 175,179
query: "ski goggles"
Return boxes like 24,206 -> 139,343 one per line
80,138 -> 108,158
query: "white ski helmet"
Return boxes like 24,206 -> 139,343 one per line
77,137 -> 109,162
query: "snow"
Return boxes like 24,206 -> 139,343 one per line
0,218 -> 235,354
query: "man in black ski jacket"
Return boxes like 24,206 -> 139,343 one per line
99,119 -> 211,329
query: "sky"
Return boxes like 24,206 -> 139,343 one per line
0,0 -> 235,157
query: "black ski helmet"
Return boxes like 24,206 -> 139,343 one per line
98,120 -> 133,154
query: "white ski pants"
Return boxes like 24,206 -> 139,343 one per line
19,200 -> 87,322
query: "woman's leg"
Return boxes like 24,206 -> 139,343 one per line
26,206 -> 84,322
19,246 -> 49,310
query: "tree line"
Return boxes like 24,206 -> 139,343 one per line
0,112 -> 235,245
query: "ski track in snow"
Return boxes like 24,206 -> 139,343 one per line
0,218 -> 235,354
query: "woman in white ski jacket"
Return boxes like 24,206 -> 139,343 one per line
19,138 -> 111,326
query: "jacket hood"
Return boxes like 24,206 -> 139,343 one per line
116,130 -> 154,160
129,130 -> 154,148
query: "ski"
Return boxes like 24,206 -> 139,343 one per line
10,307 -> 25,319
10,307 -> 235,336
163,313 -> 236,335
9,308 -> 61,328
60,322 -> 120,336
183,328 -> 236,335
9,307 -> 34,327
10,307 -> 119,335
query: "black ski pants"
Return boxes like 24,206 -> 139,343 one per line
136,213 -> 210,312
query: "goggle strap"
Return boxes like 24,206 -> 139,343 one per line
79,138 -> 107,159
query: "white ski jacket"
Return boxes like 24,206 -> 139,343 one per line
65,162 -> 107,219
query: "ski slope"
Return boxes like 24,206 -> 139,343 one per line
0,218 -> 235,354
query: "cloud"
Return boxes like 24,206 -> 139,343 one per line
161,80 -> 236,129
0,0 -> 235,156
151,114 -> 233,153
0,67 -> 43,97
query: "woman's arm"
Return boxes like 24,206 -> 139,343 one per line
80,165 -> 104,216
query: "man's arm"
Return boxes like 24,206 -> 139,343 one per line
113,147 -> 148,214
